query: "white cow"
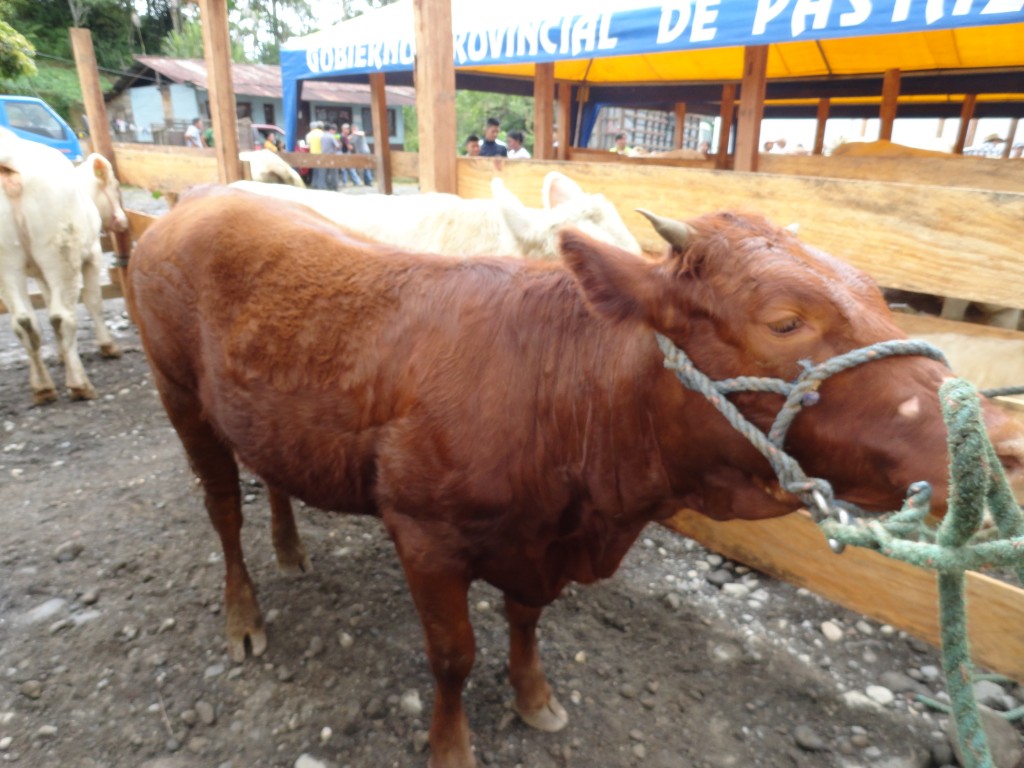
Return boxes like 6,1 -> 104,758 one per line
240,149 -> 305,188
230,171 -> 642,258
0,128 -> 128,403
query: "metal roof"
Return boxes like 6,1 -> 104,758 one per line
110,56 -> 416,107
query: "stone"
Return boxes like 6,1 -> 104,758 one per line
793,724 -> 827,751
55,541 -> 84,563
865,685 -> 895,706
294,756 -> 330,768
20,680 -> 42,699
195,701 -> 216,725
821,621 -> 844,642
399,690 -> 423,717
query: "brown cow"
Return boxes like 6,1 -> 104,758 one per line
127,187 -> 1020,768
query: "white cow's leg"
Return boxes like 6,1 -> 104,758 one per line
0,271 -> 57,403
35,245 -> 95,400
81,246 -> 121,358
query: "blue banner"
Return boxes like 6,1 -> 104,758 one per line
282,0 -> 1024,81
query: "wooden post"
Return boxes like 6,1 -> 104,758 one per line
673,102 -> 687,149
69,28 -> 116,169
1002,118 -> 1018,160
556,82 -> 571,161
715,83 -> 736,170
198,0 -> 240,184
734,46 -> 768,173
879,68 -> 900,142
954,95 -> 977,155
413,0 -> 457,193
70,26 -> 132,295
533,63 -> 555,160
813,98 -> 830,156
369,73 -> 393,194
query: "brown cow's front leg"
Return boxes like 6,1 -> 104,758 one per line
267,485 -> 312,576
505,597 -> 568,732
390,522 -> 477,768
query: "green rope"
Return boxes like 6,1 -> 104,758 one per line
656,334 -> 1024,768
820,379 -> 1024,768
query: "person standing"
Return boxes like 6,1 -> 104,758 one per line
184,117 -> 206,148
506,130 -> 530,158
321,123 -> 340,191
464,134 -> 481,156
479,117 -> 508,157
339,123 -> 364,187
609,132 -> 632,156
347,125 -> 374,186
306,121 -> 325,189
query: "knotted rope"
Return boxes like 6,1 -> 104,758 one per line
658,333 -> 1024,768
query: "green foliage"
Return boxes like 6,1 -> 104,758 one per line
0,19 -> 37,79
456,90 -> 534,153
160,20 -> 247,63
402,105 -> 417,152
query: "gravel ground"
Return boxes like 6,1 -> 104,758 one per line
1,192 -> 1022,768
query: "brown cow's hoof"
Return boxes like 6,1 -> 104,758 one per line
227,626 -> 267,663
99,343 -> 123,359
275,549 -> 313,577
33,388 -> 59,405
515,694 -> 569,732
69,385 -> 98,401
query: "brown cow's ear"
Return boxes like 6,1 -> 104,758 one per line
560,228 -> 661,324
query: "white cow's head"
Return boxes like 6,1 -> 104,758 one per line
494,172 -> 641,260
82,154 -> 128,233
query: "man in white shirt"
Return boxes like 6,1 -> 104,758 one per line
184,117 -> 206,148
506,130 -> 531,159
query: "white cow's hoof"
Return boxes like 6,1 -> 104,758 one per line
33,388 -> 59,405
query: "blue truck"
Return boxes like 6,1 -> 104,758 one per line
0,95 -> 83,162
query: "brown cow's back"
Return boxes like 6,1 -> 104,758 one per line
129,188 -> 670,544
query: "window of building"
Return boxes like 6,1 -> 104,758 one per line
360,107 -> 397,138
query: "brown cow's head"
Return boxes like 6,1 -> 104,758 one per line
560,211 -> 1024,521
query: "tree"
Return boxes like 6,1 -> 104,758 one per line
161,19 -> 247,63
0,19 -> 37,79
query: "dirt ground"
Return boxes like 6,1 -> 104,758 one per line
0,268 -> 1021,767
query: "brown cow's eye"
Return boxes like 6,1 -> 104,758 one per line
768,317 -> 802,335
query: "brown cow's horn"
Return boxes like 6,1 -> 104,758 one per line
636,209 -> 695,250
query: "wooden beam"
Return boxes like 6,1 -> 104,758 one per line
456,159 -> 1024,309
198,0 -> 240,184
533,63 -> 554,160
734,46 -> 768,173
413,0 -> 456,193
1002,117 -> 1019,160
556,82 -> 572,161
673,102 -> 687,149
69,28 -> 115,170
756,153 -> 1024,194
715,83 -> 736,171
813,98 -> 830,156
954,95 -> 977,155
664,509 -> 1024,683
369,73 -> 393,194
879,68 -> 901,142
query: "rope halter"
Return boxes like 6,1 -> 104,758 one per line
656,332 -> 950,552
